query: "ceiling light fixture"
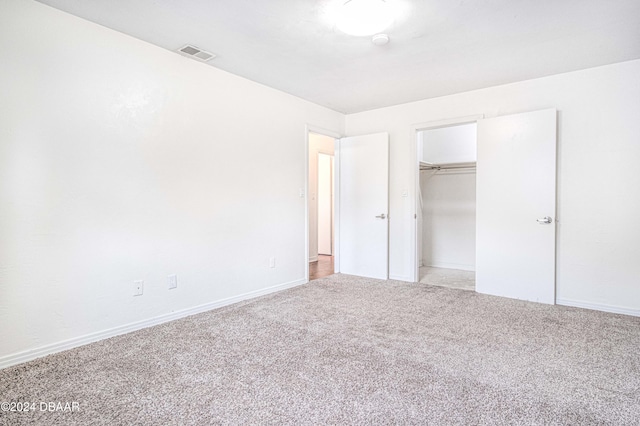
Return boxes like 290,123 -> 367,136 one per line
332,0 -> 396,37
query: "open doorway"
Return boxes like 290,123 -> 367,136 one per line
412,110 -> 557,302
308,132 -> 335,280
416,121 -> 478,291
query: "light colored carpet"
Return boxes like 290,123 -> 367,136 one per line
1,274 -> 639,425
419,266 -> 475,291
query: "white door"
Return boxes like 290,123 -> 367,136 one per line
476,109 -> 557,304
318,153 -> 333,255
338,132 -> 389,279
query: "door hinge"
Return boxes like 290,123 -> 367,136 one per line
414,213 -> 417,219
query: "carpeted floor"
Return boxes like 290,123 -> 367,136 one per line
1,274 -> 639,425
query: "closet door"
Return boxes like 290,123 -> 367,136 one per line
476,109 -> 556,304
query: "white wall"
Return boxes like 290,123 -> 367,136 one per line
421,170 -> 476,271
420,124 -> 477,164
308,133 -> 335,261
346,59 -> 640,315
0,0 -> 343,364
317,153 -> 334,255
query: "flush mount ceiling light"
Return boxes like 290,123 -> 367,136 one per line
332,0 -> 396,37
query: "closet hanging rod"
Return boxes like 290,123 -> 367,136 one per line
419,161 -> 476,171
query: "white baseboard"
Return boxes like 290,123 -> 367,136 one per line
0,278 -> 306,370
426,262 -> 475,272
309,256 -> 318,262
389,274 -> 413,282
556,298 -> 640,317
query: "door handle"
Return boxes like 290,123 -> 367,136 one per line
376,213 -> 387,219
537,216 -> 553,224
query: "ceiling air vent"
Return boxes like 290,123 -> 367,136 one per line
178,45 -> 216,62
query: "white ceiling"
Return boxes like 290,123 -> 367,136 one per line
36,0 -> 640,114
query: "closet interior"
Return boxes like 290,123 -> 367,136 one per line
417,122 -> 477,291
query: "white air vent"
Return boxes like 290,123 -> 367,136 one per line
178,45 -> 216,62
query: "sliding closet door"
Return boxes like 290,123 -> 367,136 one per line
476,109 -> 556,304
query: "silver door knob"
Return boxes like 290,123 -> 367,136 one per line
376,213 -> 387,219
537,216 -> 553,224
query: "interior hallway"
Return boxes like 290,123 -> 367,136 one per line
309,255 -> 334,281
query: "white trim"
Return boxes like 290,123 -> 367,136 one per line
426,262 -> 475,272
334,138 -> 341,273
306,125 -> 342,140
0,278 -> 306,370
389,274 -> 413,282
304,126 -> 311,283
411,115 -> 485,133
411,114 -> 484,283
556,298 -> 640,317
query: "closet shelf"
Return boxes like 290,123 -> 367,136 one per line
419,161 -> 476,171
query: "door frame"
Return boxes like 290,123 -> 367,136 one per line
411,114 -> 484,283
305,125 -> 341,283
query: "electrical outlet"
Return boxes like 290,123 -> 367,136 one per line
269,257 -> 276,268
133,280 -> 144,296
168,274 -> 178,290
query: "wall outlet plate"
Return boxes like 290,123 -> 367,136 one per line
168,274 -> 178,290
133,280 -> 144,296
